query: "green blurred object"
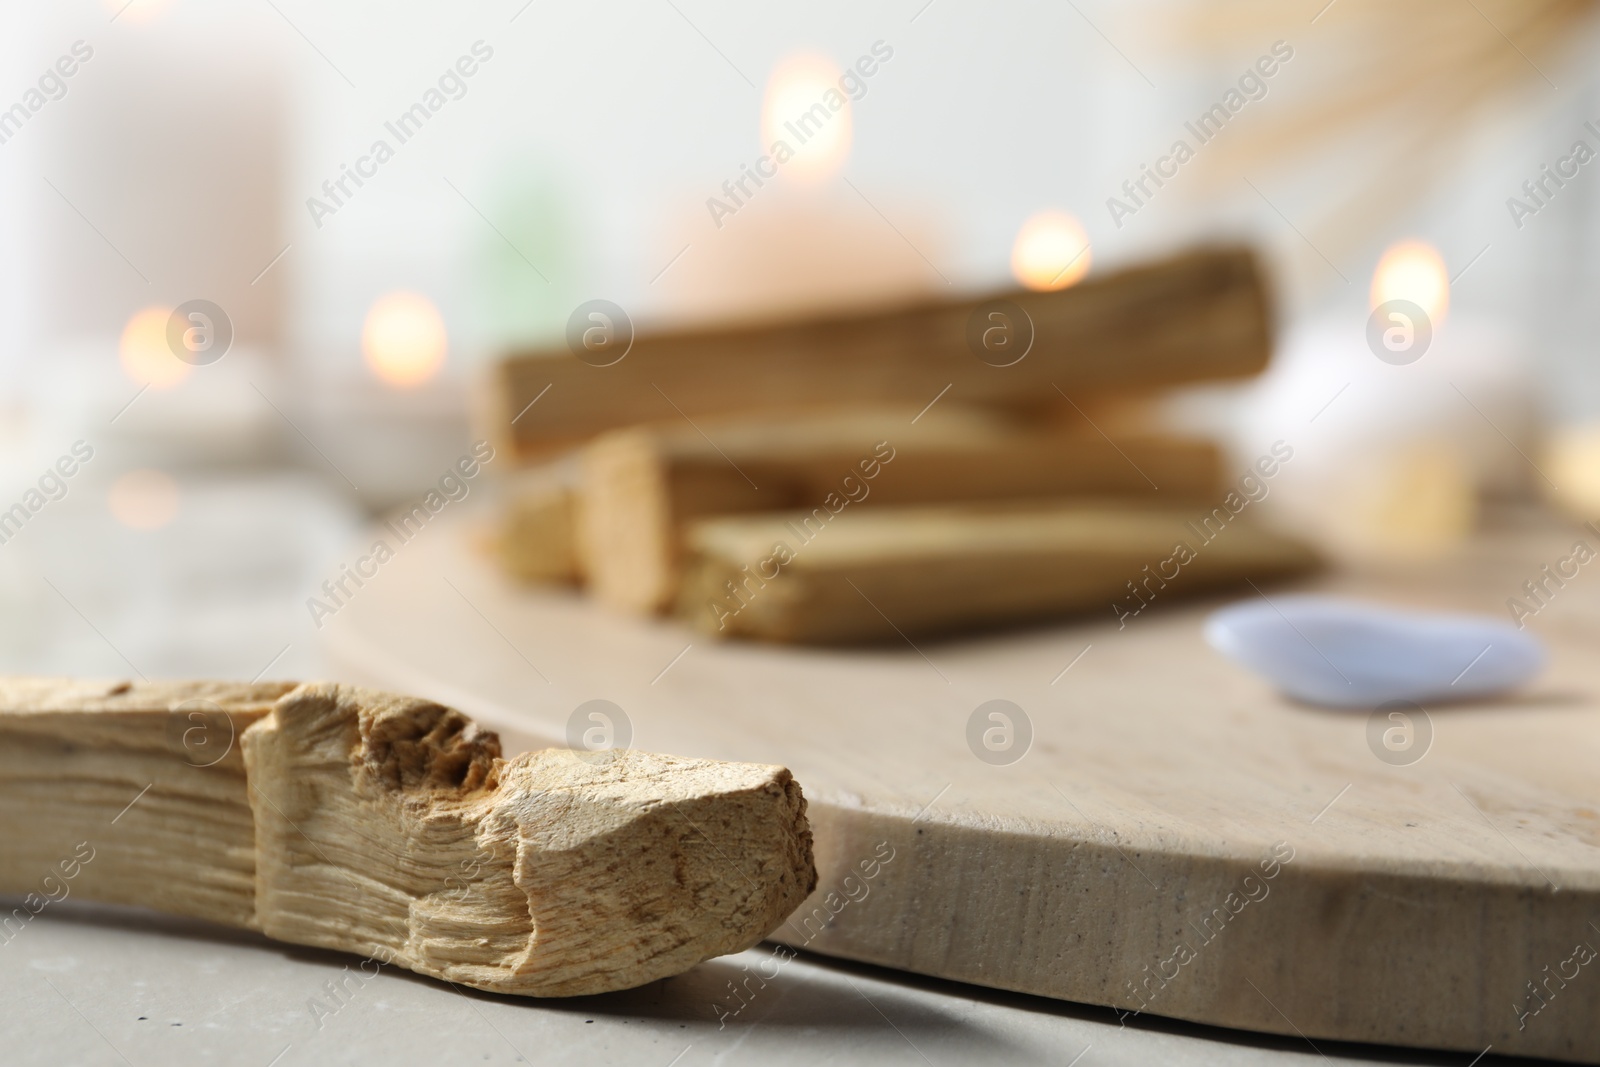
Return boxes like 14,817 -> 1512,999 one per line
475,157 -> 579,356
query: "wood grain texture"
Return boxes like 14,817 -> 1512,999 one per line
322,506 -> 1600,1062
485,247 -> 1271,461
578,409 -> 1221,614
679,502 -> 1313,643
0,679 -> 816,996
0,679 -> 291,928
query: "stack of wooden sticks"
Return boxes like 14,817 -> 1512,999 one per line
481,246 -> 1317,643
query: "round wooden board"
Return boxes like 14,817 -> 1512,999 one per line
321,506 -> 1600,1063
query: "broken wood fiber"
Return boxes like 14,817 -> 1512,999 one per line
0,678 -> 816,996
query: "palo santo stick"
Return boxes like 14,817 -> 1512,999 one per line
488,246 -> 1270,461
506,406 -> 1015,587
677,502 -> 1317,643
581,415 -> 1221,614
0,679 -> 815,996
499,460 -> 582,584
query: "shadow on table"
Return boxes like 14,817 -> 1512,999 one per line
20,901 -> 1023,1054
761,948 -> 1558,1066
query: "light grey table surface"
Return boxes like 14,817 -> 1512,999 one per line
2,896 -> 1481,1067
0,474 -> 1536,1065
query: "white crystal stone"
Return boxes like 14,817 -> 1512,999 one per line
1204,595 -> 1546,708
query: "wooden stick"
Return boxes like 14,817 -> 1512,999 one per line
580,414 -> 1222,614
678,502 -> 1318,642
486,247 -> 1270,462
0,679 -> 815,996
498,460 -> 582,584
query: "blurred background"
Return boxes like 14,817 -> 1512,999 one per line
2,0 -> 1599,677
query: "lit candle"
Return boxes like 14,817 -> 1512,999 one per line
362,291 -> 448,389
651,47 -> 943,326
1010,211 -> 1092,291
760,54 -> 853,186
1210,238 -> 1531,561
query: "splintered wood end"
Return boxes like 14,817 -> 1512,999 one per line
244,683 -> 816,995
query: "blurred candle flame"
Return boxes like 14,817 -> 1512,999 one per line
362,292 -> 447,388
761,54 -> 852,185
119,306 -> 191,389
1371,240 -> 1449,327
1011,211 -> 1092,291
